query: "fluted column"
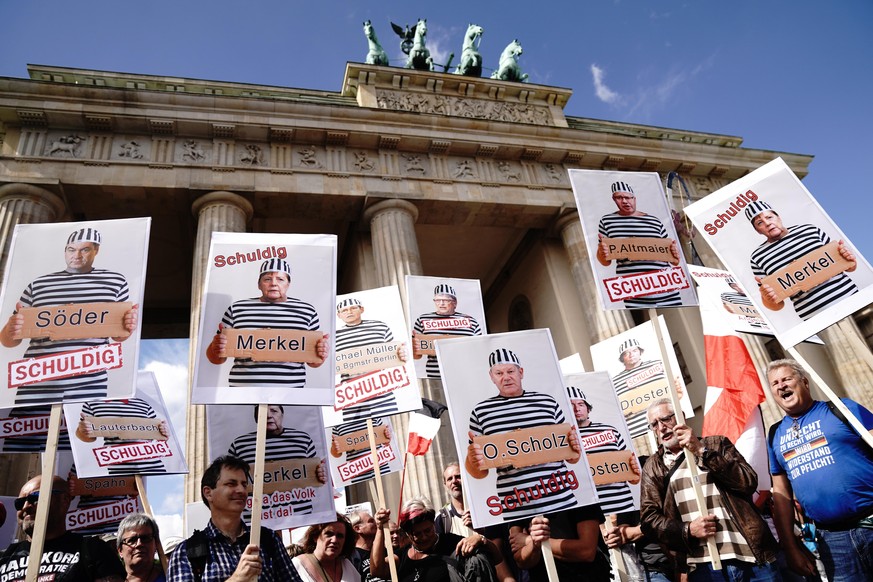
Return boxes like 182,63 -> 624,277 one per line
819,317 -> 873,404
0,184 -> 66,495
184,192 -> 253,505
358,199 -> 452,508
556,212 -> 633,344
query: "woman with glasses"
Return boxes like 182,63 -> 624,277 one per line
117,513 -> 165,582
292,513 -> 361,582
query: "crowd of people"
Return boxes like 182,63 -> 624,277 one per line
1,358 -> 871,581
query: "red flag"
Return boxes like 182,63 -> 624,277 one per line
406,413 -> 440,456
702,334 -> 765,443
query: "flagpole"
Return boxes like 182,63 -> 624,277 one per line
367,418 -> 399,582
650,309 -> 721,570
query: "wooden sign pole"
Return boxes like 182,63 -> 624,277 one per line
539,534 -> 560,582
787,347 -> 873,450
650,310 -> 721,570
605,515 -> 629,582
135,475 -> 169,574
249,403 -> 269,547
24,403 -> 63,582
366,418 -> 399,582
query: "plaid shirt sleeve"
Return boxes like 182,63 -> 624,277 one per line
263,529 -> 303,582
166,539 -> 196,582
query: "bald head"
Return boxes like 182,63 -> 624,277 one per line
17,475 -> 71,540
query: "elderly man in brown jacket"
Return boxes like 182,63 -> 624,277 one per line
640,398 -> 780,581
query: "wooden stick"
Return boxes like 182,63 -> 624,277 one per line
606,514 -> 628,582
249,403 -> 269,547
540,537 -> 560,582
649,310 -> 721,570
787,347 -> 873,450
135,475 -> 169,575
25,403 -> 63,582
367,419 -> 399,582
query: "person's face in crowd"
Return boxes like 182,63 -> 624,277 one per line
571,399 -> 591,425
612,191 -> 637,216
620,347 -> 642,370
752,210 -> 788,243
389,522 -> 409,548
443,465 -> 463,501
265,405 -> 284,436
433,294 -> 457,316
768,366 -> 814,417
64,242 -> 99,273
407,519 -> 438,551
16,476 -> 70,538
316,521 -> 347,560
338,304 -> 364,326
258,271 -> 290,303
489,363 -> 524,398
119,525 -> 157,573
203,466 -> 249,515
647,403 -> 679,452
354,512 -> 377,538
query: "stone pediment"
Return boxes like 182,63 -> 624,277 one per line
343,63 -> 572,128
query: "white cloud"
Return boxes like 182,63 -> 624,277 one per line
155,513 -> 184,542
591,64 -> 621,104
142,359 -> 188,449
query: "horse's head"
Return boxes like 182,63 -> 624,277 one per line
416,18 -> 427,37
467,23 -> 483,40
364,20 -> 372,32
509,39 -> 523,57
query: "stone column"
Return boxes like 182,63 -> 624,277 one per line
819,317 -> 873,404
556,212 -> 633,344
357,199 -> 453,508
0,183 -> 66,495
184,192 -> 253,505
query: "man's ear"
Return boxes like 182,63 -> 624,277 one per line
202,486 -> 213,505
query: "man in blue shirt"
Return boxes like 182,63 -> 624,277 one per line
767,359 -> 873,581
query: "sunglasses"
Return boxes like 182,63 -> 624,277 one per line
121,534 -> 155,547
13,489 -> 66,510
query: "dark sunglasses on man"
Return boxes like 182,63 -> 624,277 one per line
13,489 -> 66,511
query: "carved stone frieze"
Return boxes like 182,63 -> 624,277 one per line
375,89 -> 553,126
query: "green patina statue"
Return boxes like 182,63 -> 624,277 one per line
491,39 -> 529,83
406,18 -> 430,70
454,23 -> 483,77
363,20 -> 389,66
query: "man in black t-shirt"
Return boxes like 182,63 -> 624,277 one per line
0,474 -> 125,582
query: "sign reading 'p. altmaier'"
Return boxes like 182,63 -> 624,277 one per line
684,158 -> 873,347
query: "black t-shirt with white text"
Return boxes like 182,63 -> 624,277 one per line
0,531 -> 125,582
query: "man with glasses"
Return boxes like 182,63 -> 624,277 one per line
412,283 -> 483,379
0,474 -> 125,581
640,398 -> 780,581
117,513 -> 165,582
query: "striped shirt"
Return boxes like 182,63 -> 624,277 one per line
228,428 -> 318,515
413,311 -> 482,378
720,292 -> 767,328
0,405 -> 72,452
750,224 -> 858,320
598,213 -> 681,308
331,418 -> 390,484
663,450 -> 756,568
469,391 -> 578,519
220,297 -> 320,388
82,398 -> 165,475
610,360 -> 665,439
15,268 -> 130,406
336,320 -> 399,421
578,421 -> 635,513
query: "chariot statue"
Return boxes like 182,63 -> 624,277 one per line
393,18 -> 431,70
363,20 -> 389,66
454,23 -> 483,77
491,39 -> 529,82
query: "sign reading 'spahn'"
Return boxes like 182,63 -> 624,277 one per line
438,329 -> 598,529
192,232 -> 337,405
684,158 -> 873,347
326,416 -> 403,488
568,170 -> 697,311
0,218 -> 150,409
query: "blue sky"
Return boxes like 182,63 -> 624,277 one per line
3,0 -> 872,537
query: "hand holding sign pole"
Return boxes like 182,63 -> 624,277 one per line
650,309 -> 721,570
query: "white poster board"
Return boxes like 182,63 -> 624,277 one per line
192,232 -> 336,405
438,329 -> 598,529
568,169 -> 697,310
0,218 -> 150,408
326,417 -> 403,488
683,158 -> 873,347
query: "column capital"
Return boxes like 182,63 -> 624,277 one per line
0,183 -> 66,220
554,210 -> 581,233
191,191 -> 253,222
362,198 -> 419,225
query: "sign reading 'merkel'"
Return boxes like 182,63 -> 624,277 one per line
760,241 -> 855,303
223,329 -> 324,363
18,302 -> 133,341
251,458 -> 323,494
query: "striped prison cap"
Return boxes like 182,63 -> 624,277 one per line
337,298 -> 362,310
67,228 -> 102,245
260,258 -> 292,278
566,386 -> 589,402
433,284 -> 456,298
489,348 -> 520,368
611,181 -> 634,195
744,200 -> 773,222
618,338 -> 643,361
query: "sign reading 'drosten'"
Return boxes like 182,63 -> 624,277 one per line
587,450 -> 638,486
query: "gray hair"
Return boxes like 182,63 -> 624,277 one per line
645,397 -> 673,422
766,359 -> 809,383
116,512 -> 160,549
402,495 -> 435,514
349,510 -> 370,528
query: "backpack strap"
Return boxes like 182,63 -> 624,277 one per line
186,529 -> 211,582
